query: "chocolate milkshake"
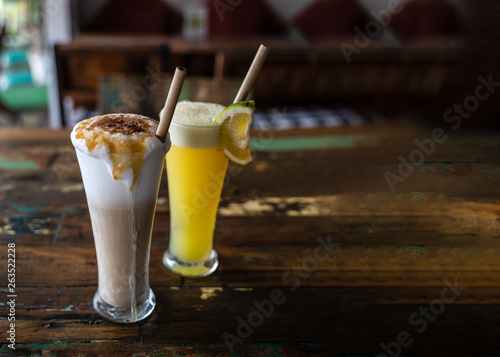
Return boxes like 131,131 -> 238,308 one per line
71,113 -> 169,323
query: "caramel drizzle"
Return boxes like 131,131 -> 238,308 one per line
75,115 -> 156,190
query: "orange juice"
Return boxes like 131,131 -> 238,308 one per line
166,144 -> 228,263
163,101 -> 227,277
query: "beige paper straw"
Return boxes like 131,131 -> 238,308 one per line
156,66 -> 187,141
234,44 -> 270,103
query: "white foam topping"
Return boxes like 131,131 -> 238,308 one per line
70,114 -> 169,202
70,113 -> 165,158
171,101 -> 225,126
167,101 -> 225,149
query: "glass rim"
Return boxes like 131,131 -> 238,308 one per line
169,121 -> 221,130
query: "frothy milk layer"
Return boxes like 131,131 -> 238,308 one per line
71,113 -> 168,204
168,101 -> 225,149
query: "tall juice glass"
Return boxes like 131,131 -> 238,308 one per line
71,113 -> 169,323
163,102 -> 228,277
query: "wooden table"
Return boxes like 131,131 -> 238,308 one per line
1,122 -> 500,356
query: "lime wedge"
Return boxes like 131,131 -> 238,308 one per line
214,101 -> 255,165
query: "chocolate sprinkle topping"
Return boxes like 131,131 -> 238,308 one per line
95,114 -> 150,135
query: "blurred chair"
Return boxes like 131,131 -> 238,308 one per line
389,0 -> 462,41
98,74 -> 168,119
387,0 -> 461,106
86,0 -> 182,34
55,42 -> 169,126
205,0 -> 287,38
292,0 -> 370,42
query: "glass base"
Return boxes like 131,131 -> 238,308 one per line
163,249 -> 218,278
93,288 -> 156,323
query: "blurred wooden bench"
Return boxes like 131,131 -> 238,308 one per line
54,40 -> 169,125
55,34 -> 460,124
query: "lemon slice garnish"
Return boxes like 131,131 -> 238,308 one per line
214,101 -> 255,165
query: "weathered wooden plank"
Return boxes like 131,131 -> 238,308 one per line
3,160 -> 500,205
0,247 -> 181,287
57,213 -> 455,248
2,339 -> 499,357
4,286 -> 500,355
2,131 -> 500,200
3,208 -> 497,249
1,182 -> 87,208
3,244 -> 500,288
2,319 -> 141,345
4,189 -> 500,247
0,341 -> 335,357
8,286 -> 500,319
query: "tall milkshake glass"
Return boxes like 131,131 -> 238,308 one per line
71,113 -> 169,323
163,101 -> 228,277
